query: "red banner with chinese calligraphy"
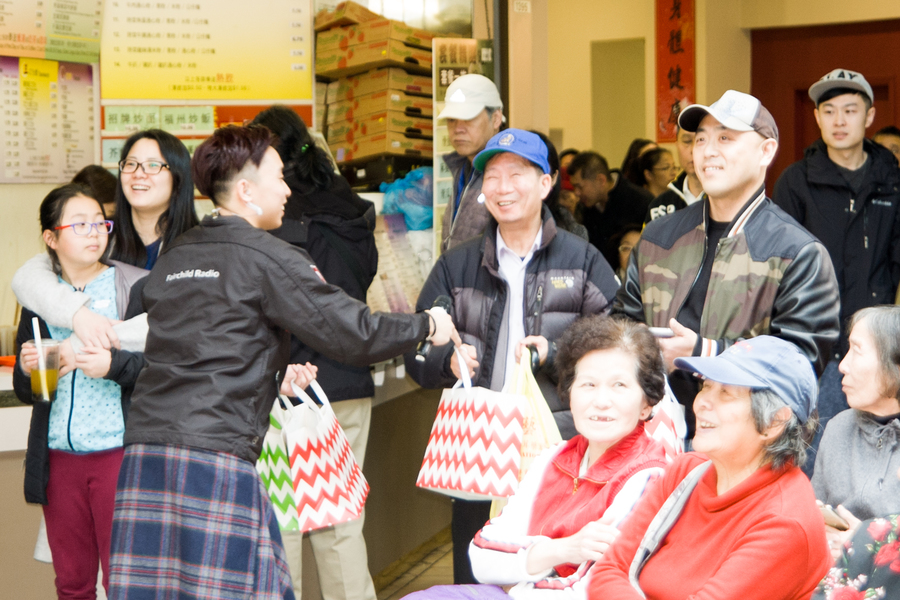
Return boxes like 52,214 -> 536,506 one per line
656,0 -> 695,142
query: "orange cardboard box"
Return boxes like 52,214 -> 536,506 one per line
316,38 -> 432,79
327,68 -> 432,103
314,1 -> 382,32
327,89 -> 433,123
327,110 -> 433,144
330,130 -> 434,163
317,19 -> 435,52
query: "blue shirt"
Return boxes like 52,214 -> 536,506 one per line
47,266 -> 125,452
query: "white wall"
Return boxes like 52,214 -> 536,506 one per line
0,184 -> 58,327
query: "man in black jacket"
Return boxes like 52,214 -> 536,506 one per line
568,151 -> 652,267
774,69 -> 900,470
406,129 -> 620,586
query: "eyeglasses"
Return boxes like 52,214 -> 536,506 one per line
619,245 -> 635,254
53,221 -> 114,236
119,159 -> 169,175
653,165 -> 678,172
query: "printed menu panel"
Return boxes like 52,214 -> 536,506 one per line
0,0 -> 102,63
101,0 -> 313,101
0,56 -> 95,182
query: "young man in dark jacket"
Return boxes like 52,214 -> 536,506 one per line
773,69 -> 900,468
615,90 -> 840,438
406,129 -> 620,586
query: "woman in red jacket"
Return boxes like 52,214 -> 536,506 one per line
406,316 -> 670,600
589,336 -> 831,600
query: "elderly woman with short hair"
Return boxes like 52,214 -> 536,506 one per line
811,305 -> 900,559
404,316 -> 670,600
589,336 -> 831,600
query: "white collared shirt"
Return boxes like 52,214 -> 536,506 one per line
496,227 -> 543,390
683,176 -> 701,206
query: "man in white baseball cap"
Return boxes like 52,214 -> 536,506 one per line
613,89 -> 840,443
774,69 -> 900,473
438,74 -> 504,252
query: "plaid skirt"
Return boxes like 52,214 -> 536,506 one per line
108,443 -> 295,600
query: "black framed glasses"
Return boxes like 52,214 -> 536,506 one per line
119,159 -> 169,174
53,221 -> 114,236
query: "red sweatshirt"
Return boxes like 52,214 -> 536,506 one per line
589,453 -> 831,600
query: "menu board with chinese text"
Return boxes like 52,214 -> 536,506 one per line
0,0 -> 102,63
100,0 -> 313,102
1,56 -> 96,183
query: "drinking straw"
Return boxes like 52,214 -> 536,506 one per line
31,317 -> 50,402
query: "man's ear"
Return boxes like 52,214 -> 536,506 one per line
865,105 -> 876,129
760,138 -> 779,168
490,109 -> 504,132
539,173 -> 553,200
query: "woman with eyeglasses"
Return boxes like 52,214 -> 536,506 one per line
638,148 -> 678,198
12,184 -> 148,599
11,129 -> 198,350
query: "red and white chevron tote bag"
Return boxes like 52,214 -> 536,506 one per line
416,348 -> 526,500
283,380 -> 369,532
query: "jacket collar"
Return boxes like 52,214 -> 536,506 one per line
552,422 -> 649,483
702,185 -> 767,239
481,204 -> 559,275
666,171 -> 688,200
805,138 -> 900,188
854,409 -> 900,446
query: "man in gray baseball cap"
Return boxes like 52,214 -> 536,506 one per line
438,74 -> 504,252
612,89 -> 840,441
774,69 -> 900,473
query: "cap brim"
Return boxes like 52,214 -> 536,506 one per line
473,148 -> 550,174
437,103 -> 486,121
678,104 -> 755,134
808,80 -> 873,104
674,355 -> 768,388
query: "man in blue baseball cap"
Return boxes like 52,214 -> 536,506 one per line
405,128 -> 620,584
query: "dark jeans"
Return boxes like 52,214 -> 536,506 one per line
451,499 -> 492,584
803,359 -> 848,477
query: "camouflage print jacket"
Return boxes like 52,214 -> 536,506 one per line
613,191 -> 840,374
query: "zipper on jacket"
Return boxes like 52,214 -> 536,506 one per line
572,477 -> 579,493
66,375 -> 76,451
533,285 -> 544,336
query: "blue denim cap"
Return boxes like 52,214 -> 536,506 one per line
473,129 -> 551,174
674,336 -> 818,424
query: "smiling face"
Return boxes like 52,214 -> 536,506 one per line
43,194 -> 108,272
839,318 -> 900,417
244,146 -> 291,230
815,93 -> 874,153
446,109 -> 502,160
481,152 -> 551,232
121,138 -> 174,219
691,379 -> 767,466
693,114 -> 776,205
569,348 -> 652,462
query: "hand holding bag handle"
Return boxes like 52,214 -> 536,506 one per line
452,345 -> 473,391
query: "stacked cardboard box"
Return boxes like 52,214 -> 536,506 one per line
313,2 -> 434,165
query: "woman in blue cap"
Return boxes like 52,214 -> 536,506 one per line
590,336 -> 831,600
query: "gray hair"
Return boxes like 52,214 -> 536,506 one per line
750,389 -> 818,469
